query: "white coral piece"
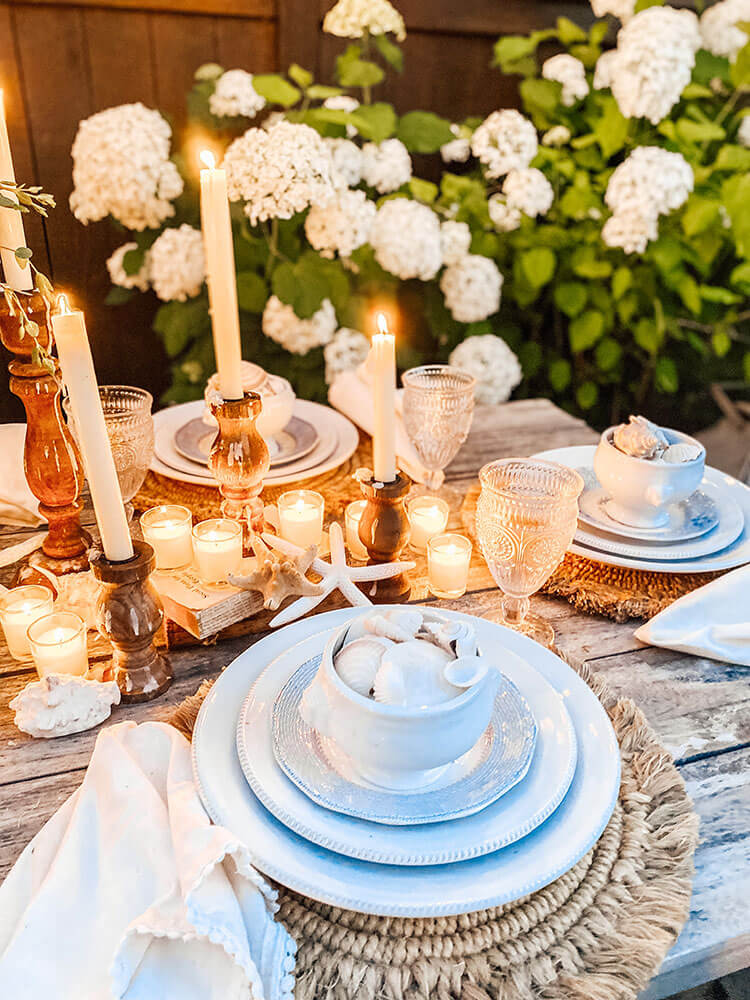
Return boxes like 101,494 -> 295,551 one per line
10,674 -> 120,739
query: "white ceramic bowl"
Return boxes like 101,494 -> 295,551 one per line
203,366 -> 295,439
594,425 -> 705,528
300,609 -> 500,790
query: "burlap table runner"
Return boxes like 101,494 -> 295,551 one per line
168,656 -> 698,1000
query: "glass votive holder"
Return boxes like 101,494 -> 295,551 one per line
140,505 -> 193,570
277,489 -> 325,549
345,500 -> 369,560
406,496 -> 450,552
427,533 -> 472,599
0,585 -> 55,660
191,518 -> 243,584
27,611 -> 88,678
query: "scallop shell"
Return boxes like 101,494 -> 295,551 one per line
363,608 -> 424,642
661,442 -> 702,464
612,415 -> 668,460
334,636 -> 394,696
372,639 -> 460,707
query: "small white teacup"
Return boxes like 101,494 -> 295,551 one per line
594,426 -> 705,528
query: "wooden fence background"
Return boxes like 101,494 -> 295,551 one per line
0,0 -> 588,418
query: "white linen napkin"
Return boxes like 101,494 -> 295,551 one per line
328,367 -> 445,488
634,563 -> 750,665
0,423 -> 43,527
0,721 -> 296,1000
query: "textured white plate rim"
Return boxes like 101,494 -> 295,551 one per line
192,607 -> 620,917
534,445 -> 750,574
173,414 -> 320,469
578,479 -> 719,542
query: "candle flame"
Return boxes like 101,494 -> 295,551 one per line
56,294 -> 72,316
376,312 -> 390,336
200,149 -> 216,169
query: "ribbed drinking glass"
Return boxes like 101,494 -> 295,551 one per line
402,365 -> 475,487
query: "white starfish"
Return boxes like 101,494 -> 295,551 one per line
262,522 -> 415,628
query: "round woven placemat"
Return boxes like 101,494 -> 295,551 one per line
168,657 -> 698,1000
461,483 -> 724,623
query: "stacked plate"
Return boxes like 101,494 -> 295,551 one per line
151,399 -> 359,487
192,607 -> 621,917
535,445 -> 750,574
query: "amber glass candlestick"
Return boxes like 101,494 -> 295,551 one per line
0,289 -> 88,579
357,469 -> 412,601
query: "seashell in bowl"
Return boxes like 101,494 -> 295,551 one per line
662,442 -> 702,464
334,636 -> 394,697
612,415 -> 668,460
363,608 -> 424,642
418,619 -> 478,658
444,655 -> 488,689
373,639 -> 460,707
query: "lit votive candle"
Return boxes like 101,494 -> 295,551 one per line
0,585 -> 54,660
407,496 -> 450,552
192,518 -> 243,583
27,611 -> 88,677
141,505 -> 193,570
277,490 -> 324,549
345,500 -> 369,560
427,533 -> 472,599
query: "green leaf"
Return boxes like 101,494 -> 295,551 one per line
612,267 -> 632,300
0,194 -> 20,210
722,173 -> 750,256
350,103 -> 397,142
593,96 -> 629,160
407,177 -> 438,204
306,84 -> 345,100
251,74 -> 302,107
571,247 -> 612,279
693,49 -> 731,86
713,144 -> 750,172
13,246 -> 32,262
595,337 -> 622,371
677,274 -> 702,315
654,356 -> 679,393
105,286 -> 136,306
549,358 -> 572,392
554,281 -> 588,317
397,111 -> 454,153
519,341 -> 543,377
730,38 -> 750,87
681,195 -> 720,236
520,247 -> 556,288
576,380 -> 599,410
676,118 -> 726,143
270,261 -> 299,310
634,317 -> 662,355
730,261 -> 750,286
153,299 -> 209,358
288,64 -> 313,90
492,33 -> 554,75
337,45 -> 385,88
681,82 -> 715,99
712,329 -> 732,357
589,21 -> 609,47
373,33 -> 404,72
236,272 -> 268,313
700,284 -> 742,304
122,246 -> 145,276
556,16 -> 587,45
520,78 -> 561,117
569,310 -> 604,352
648,238 -> 683,274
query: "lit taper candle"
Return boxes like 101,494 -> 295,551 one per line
370,312 -> 396,483
52,296 -> 134,562
199,150 -> 243,401
0,90 -> 33,292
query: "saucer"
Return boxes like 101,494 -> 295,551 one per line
174,415 -> 319,468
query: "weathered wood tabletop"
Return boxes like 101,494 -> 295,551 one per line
0,399 -> 747,999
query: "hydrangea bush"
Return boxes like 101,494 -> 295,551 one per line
72,0 -> 750,425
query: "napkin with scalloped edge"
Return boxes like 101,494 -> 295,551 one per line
634,563 -> 750,665
0,721 -> 296,1000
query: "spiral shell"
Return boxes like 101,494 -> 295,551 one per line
612,415 -> 668,460
418,620 -> 478,658
373,639 -> 460,707
661,443 -> 702,464
334,636 -> 394,697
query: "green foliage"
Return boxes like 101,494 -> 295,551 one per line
397,112 -> 454,153
251,74 -> 302,107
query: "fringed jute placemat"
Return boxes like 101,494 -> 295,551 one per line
168,657 -> 699,1000
461,483 -> 723,623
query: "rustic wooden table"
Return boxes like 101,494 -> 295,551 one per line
0,400 -> 747,999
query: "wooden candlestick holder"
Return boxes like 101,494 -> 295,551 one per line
358,470 -> 413,601
90,540 -> 172,703
0,289 -> 88,582
208,390 -> 270,547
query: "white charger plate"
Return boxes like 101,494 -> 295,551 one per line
192,607 -> 620,917
235,637 -> 575,865
535,446 -> 750,574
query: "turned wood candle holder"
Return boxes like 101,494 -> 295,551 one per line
90,540 -> 172,703
208,390 -> 270,548
358,470 -> 413,602
0,289 -> 88,582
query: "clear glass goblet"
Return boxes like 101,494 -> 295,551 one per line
476,458 -> 584,648
402,365 -> 475,488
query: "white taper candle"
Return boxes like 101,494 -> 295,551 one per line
0,90 -> 33,292
371,312 -> 397,483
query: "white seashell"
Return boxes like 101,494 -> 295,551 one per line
373,639 -> 460,707
661,443 -> 702,464
443,655 -> 488,689
363,608 -> 424,642
417,620 -> 478,659
9,673 -> 120,739
334,636 -> 394,696
612,415 -> 668,460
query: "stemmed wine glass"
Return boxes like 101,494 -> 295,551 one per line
475,458 -> 583,648
402,365 -> 475,489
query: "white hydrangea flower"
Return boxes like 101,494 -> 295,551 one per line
471,110 -> 538,179
488,194 -> 522,232
542,54 -> 590,107
325,137 -> 364,188
593,50 -> 619,90
262,111 -> 287,130
590,0 -> 636,21
503,167 -> 554,218
369,199 -> 442,280
605,146 -> 694,218
542,125 -> 572,147
224,121 -> 336,224
738,116 -> 750,146
324,327 -> 370,384
148,225 -> 205,302
106,242 -> 150,291
601,212 -> 658,254
262,296 -> 337,355
440,255 -> 503,323
606,7 -> 701,124
70,103 -> 183,231
323,0 -> 406,41
323,94 -> 360,137
361,139 -> 412,193
209,70 -> 266,118
305,188 -> 376,257
448,335 -> 521,405
700,0 -> 750,59
440,220 -> 472,265
441,123 -> 472,163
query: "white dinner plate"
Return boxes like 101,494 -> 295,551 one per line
535,446 -> 750,574
192,607 -> 620,917
174,415 -> 319,468
234,636 -> 575,865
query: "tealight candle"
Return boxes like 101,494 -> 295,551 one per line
27,611 -> 88,678
0,586 -> 54,660
277,490 -> 324,549
140,505 -> 193,570
191,518 -> 243,583
345,500 -> 369,560
427,533 -> 472,599
406,496 -> 450,552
